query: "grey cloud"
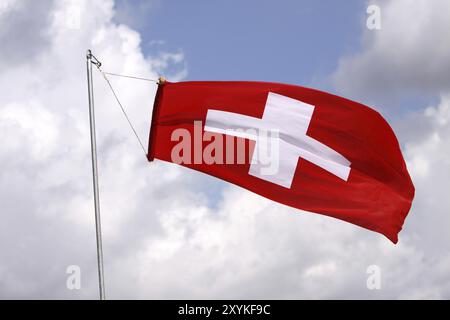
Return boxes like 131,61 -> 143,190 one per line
0,0 -> 55,69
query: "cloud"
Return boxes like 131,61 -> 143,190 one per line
0,0 -> 450,300
333,0 -> 450,102
0,0 -> 190,298
402,95 -> 450,250
0,0 -> 55,68
113,0 -> 160,30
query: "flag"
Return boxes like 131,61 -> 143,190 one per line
147,81 -> 414,243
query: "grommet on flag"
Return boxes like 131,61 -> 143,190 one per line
158,76 -> 166,84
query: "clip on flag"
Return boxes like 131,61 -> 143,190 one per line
147,80 -> 414,243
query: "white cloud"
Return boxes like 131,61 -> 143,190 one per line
402,95 -> 450,251
0,0 -> 450,300
0,0 -> 190,298
333,0 -> 450,102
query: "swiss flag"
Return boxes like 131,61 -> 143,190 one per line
147,81 -> 414,243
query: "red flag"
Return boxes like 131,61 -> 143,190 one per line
147,81 -> 414,243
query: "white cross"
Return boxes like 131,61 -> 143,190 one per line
204,92 -> 351,188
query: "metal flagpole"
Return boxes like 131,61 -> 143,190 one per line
86,49 -> 106,300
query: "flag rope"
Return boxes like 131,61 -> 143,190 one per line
94,66 -> 149,156
102,71 -> 159,83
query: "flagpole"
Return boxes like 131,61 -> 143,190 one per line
86,49 -> 106,300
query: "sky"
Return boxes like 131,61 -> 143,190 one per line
0,0 -> 449,299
